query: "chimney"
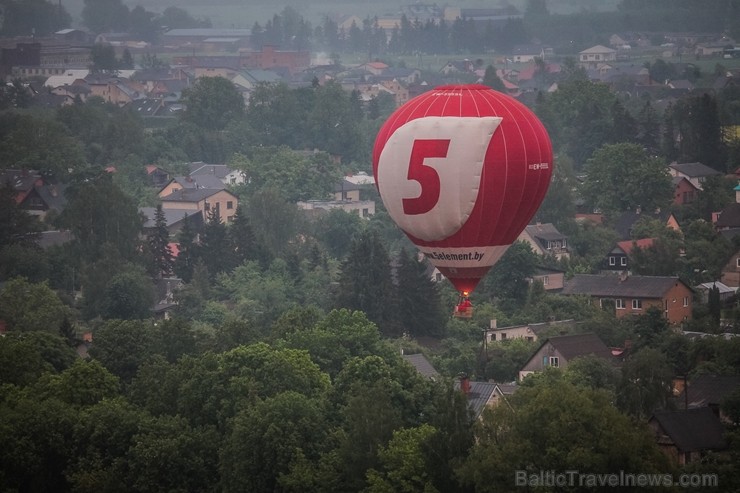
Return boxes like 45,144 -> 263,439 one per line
490,319 -> 497,329
619,271 -> 628,282
459,373 -> 471,395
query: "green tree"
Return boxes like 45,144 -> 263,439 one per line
220,392 -> 330,493
336,230 -> 399,336
459,375 -> 672,492
365,424 -> 439,493
0,331 -> 77,386
482,241 -> 538,310
36,359 -> 120,406
101,267 -> 155,320
482,64 -> 505,91
90,43 -> 119,72
580,143 -> 672,215
0,0 -> 71,36
181,76 -> 244,130
313,208 -> 365,259
0,113 -> 86,179
88,319 -> 155,383
396,248 -> 445,337
145,204 -> 174,277
160,6 -> 211,29
0,277 -> 72,332
173,213 -> 198,282
82,0 -> 130,33
617,347 -> 674,419
199,207 -> 236,277
247,186 -> 300,257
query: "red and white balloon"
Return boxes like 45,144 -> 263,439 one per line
372,84 -> 553,294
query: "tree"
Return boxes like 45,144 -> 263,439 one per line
580,143 -> 672,215
617,347 -> 674,419
181,76 -> 244,130
336,230 -> 399,336
0,0 -> 71,37
101,267 -> 156,320
396,248 -> 445,337
145,204 -> 174,277
82,0 -> 130,33
0,277 -> 72,332
173,213 -> 198,282
88,320 -> 156,382
247,187 -> 300,257
637,98 -> 661,154
313,208 -> 365,259
90,43 -> 119,72
160,6 -> 211,29
459,375 -> 673,492
482,65 -> 505,91
220,392 -> 330,493
482,241 -> 539,310
199,207 -> 236,278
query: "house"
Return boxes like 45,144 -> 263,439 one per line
648,408 -> 727,465
189,162 -> 246,186
672,176 -> 699,206
612,209 -> 681,241
358,61 -> 389,76
693,281 -> 736,303
297,199 -> 375,218
673,374 -> 740,422
510,44 -> 546,63
145,165 -> 170,189
560,274 -> 693,324
152,277 -> 183,320
401,352 -> 440,381
517,223 -> 569,259
720,247 -> 740,287
529,266 -> 565,291
518,333 -> 616,380
440,59 -> 475,75
668,161 -> 722,190
160,188 -> 239,224
158,175 -> 226,198
457,374 -> 498,419
579,45 -> 617,68
602,238 -> 655,273
139,207 -> 205,238
485,318 -> 576,343
239,45 -> 311,75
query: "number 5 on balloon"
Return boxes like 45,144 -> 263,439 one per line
403,139 -> 450,215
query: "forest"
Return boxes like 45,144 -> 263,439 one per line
2,0 -> 740,492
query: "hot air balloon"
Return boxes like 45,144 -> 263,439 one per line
372,84 -> 553,315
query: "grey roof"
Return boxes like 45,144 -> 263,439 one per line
650,407 -> 726,452
402,353 -> 440,380
561,274 -> 687,298
544,333 -> 614,361
675,374 -> 740,408
612,210 -> 675,240
523,223 -> 566,241
454,380 -> 497,419
161,188 -> 229,202
188,163 -> 231,179
171,175 -> 225,190
163,28 -> 251,37
37,230 -> 74,249
34,183 -> 68,211
139,207 -> 203,228
669,162 -> 722,178
715,203 -> 740,229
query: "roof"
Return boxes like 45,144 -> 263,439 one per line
650,407 -> 726,452
715,203 -> 740,229
454,379 -> 497,419
561,274 -> 687,298
188,163 -> 232,179
615,238 -> 655,255
675,374 -> 740,408
523,223 -> 566,241
160,188 -> 233,203
139,207 -> 203,228
580,45 -> 617,54
37,230 -> 74,249
669,162 -> 722,178
613,210 -> 674,240
402,353 -> 440,380
543,333 -> 614,361
163,28 -> 251,37
171,175 -> 225,190
694,282 -> 737,295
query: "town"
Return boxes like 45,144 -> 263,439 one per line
1,0 -> 740,491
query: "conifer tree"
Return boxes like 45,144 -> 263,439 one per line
396,248 -> 445,337
173,213 -> 197,282
336,229 -> 400,336
200,207 -> 235,278
147,204 -> 174,277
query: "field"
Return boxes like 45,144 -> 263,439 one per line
62,0 -> 621,29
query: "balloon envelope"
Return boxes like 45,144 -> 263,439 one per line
372,84 -> 553,294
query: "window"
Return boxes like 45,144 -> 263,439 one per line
204,202 -> 210,211
616,299 -> 625,309
526,336 -> 534,342
543,275 -> 549,286
609,257 -> 616,266
490,334 -> 496,341
683,296 -> 689,307
620,257 -> 627,266
632,299 -> 642,310
736,257 -> 740,268
226,201 -> 233,210
549,356 -> 559,367
501,333 -> 507,340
